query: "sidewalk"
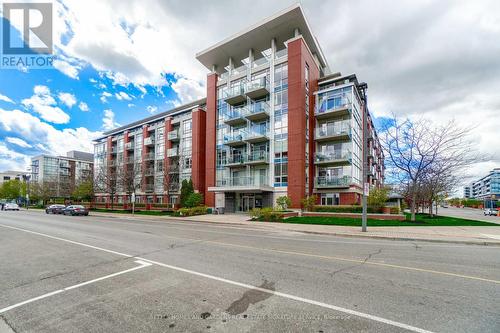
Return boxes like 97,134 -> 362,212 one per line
91,212 -> 500,246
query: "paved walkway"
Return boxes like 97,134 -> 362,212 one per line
91,212 -> 500,245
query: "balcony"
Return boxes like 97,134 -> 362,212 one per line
225,154 -> 246,167
315,94 -> 352,119
224,106 -> 247,126
245,101 -> 270,122
224,84 -> 247,105
245,128 -> 270,144
144,184 -> 155,192
315,123 -> 351,142
314,151 -> 352,165
245,77 -> 269,100
214,175 -> 270,190
223,132 -> 246,147
168,130 -> 179,141
167,164 -> 180,174
167,147 -> 179,157
246,151 -> 269,165
144,152 -> 155,161
144,168 -> 155,176
125,156 -> 135,164
315,176 -> 351,188
144,137 -> 155,146
125,142 -> 134,150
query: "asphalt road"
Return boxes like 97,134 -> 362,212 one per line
0,210 -> 499,333
436,206 -> 500,224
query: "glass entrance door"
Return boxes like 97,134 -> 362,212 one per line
241,195 -> 255,212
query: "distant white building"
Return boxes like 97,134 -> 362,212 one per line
0,170 -> 26,185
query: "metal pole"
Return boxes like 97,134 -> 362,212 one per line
360,83 -> 368,232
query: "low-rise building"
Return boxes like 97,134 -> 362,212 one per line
31,151 -> 93,198
0,170 -> 26,184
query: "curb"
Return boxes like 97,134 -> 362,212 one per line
88,212 -> 500,246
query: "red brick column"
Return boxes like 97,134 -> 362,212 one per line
287,37 -> 320,208
164,117 -> 173,201
205,73 -> 218,207
106,136 -> 113,203
192,108 -> 206,195
141,126 -> 149,192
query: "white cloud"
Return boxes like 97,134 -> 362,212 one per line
0,93 -> 14,103
100,91 -> 112,103
58,92 -> 77,108
171,77 -> 205,104
0,141 -> 31,171
21,85 -> 70,124
53,59 -> 80,79
102,109 -> 120,131
0,108 -> 101,157
115,91 -> 132,101
78,101 -> 89,112
146,105 -> 158,114
5,137 -> 32,148
127,103 -> 135,108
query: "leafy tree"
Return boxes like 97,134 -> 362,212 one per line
0,179 -> 25,200
367,187 -> 389,208
276,196 -> 292,211
180,179 -> 194,207
185,192 -> 203,208
300,195 -> 317,212
72,180 -> 94,201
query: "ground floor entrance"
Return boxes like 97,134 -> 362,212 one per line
219,192 -> 273,213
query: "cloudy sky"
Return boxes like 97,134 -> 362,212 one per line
0,0 -> 499,187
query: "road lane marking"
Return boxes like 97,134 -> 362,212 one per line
0,223 -> 435,332
481,234 -> 500,240
135,257 -> 434,333
2,223 -> 499,285
0,260 -> 151,314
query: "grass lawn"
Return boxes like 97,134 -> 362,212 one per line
91,209 -> 173,216
283,213 -> 499,227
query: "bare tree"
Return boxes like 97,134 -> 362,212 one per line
118,162 -> 142,213
163,156 -> 180,208
94,164 -> 118,210
381,115 -> 482,221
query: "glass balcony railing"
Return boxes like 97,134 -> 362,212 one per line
315,176 -> 351,188
316,94 -> 352,118
247,150 -> 269,163
144,152 -> 155,161
314,151 -> 352,164
275,48 -> 288,60
216,175 -> 268,187
224,106 -> 247,126
125,142 -> 134,150
232,64 -> 248,76
224,83 -> 247,105
144,168 -> 155,176
167,147 -> 179,157
246,77 -> 269,99
223,132 -> 247,146
315,123 -> 351,140
167,130 -> 179,141
246,101 -> 270,120
144,184 -> 155,192
144,137 -> 155,146
245,128 -> 270,142
225,151 -> 269,166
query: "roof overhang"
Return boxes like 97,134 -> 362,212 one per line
196,4 -> 328,74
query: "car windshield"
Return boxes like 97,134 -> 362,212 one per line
73,205 -> 85,208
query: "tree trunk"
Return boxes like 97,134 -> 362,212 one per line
411,185 -> 416,222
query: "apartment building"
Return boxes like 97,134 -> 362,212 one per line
31,151 -> 93,197
463,185 -> 472,199
93,4 -> 384,211
0,170 -> 26,184
470,168 -> 500,204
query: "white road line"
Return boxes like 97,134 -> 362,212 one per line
481,234 -> 500,240
0,260 -> 151,314
0,223 -> 434,333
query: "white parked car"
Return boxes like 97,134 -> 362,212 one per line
4,203 -> 20,211
484,208 -> 498,216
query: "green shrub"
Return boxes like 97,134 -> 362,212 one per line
184,192 -> 204,208
180,179 -> 194,207
174,206 -> 209,216
276,196 -> 292,211
249,207 -> 284,222
300,195 -> 317,212
390,207 -> 400,214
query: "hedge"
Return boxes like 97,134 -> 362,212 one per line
249,208 -> 284,222
173,206 -> 209,216
312,205 -> 399,214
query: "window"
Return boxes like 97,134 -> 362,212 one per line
321,193 -> 339,206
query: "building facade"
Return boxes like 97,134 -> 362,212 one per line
0,170 -> 26,185
463,185 -> 472,199
31,151 -> 93,198
470,168 -> 500,204
93,4 -> 385,211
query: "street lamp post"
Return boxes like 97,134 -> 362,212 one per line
359,82 -> 368,232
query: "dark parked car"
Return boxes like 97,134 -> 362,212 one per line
63,205 -> 89,216
46,204 -> 66,214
